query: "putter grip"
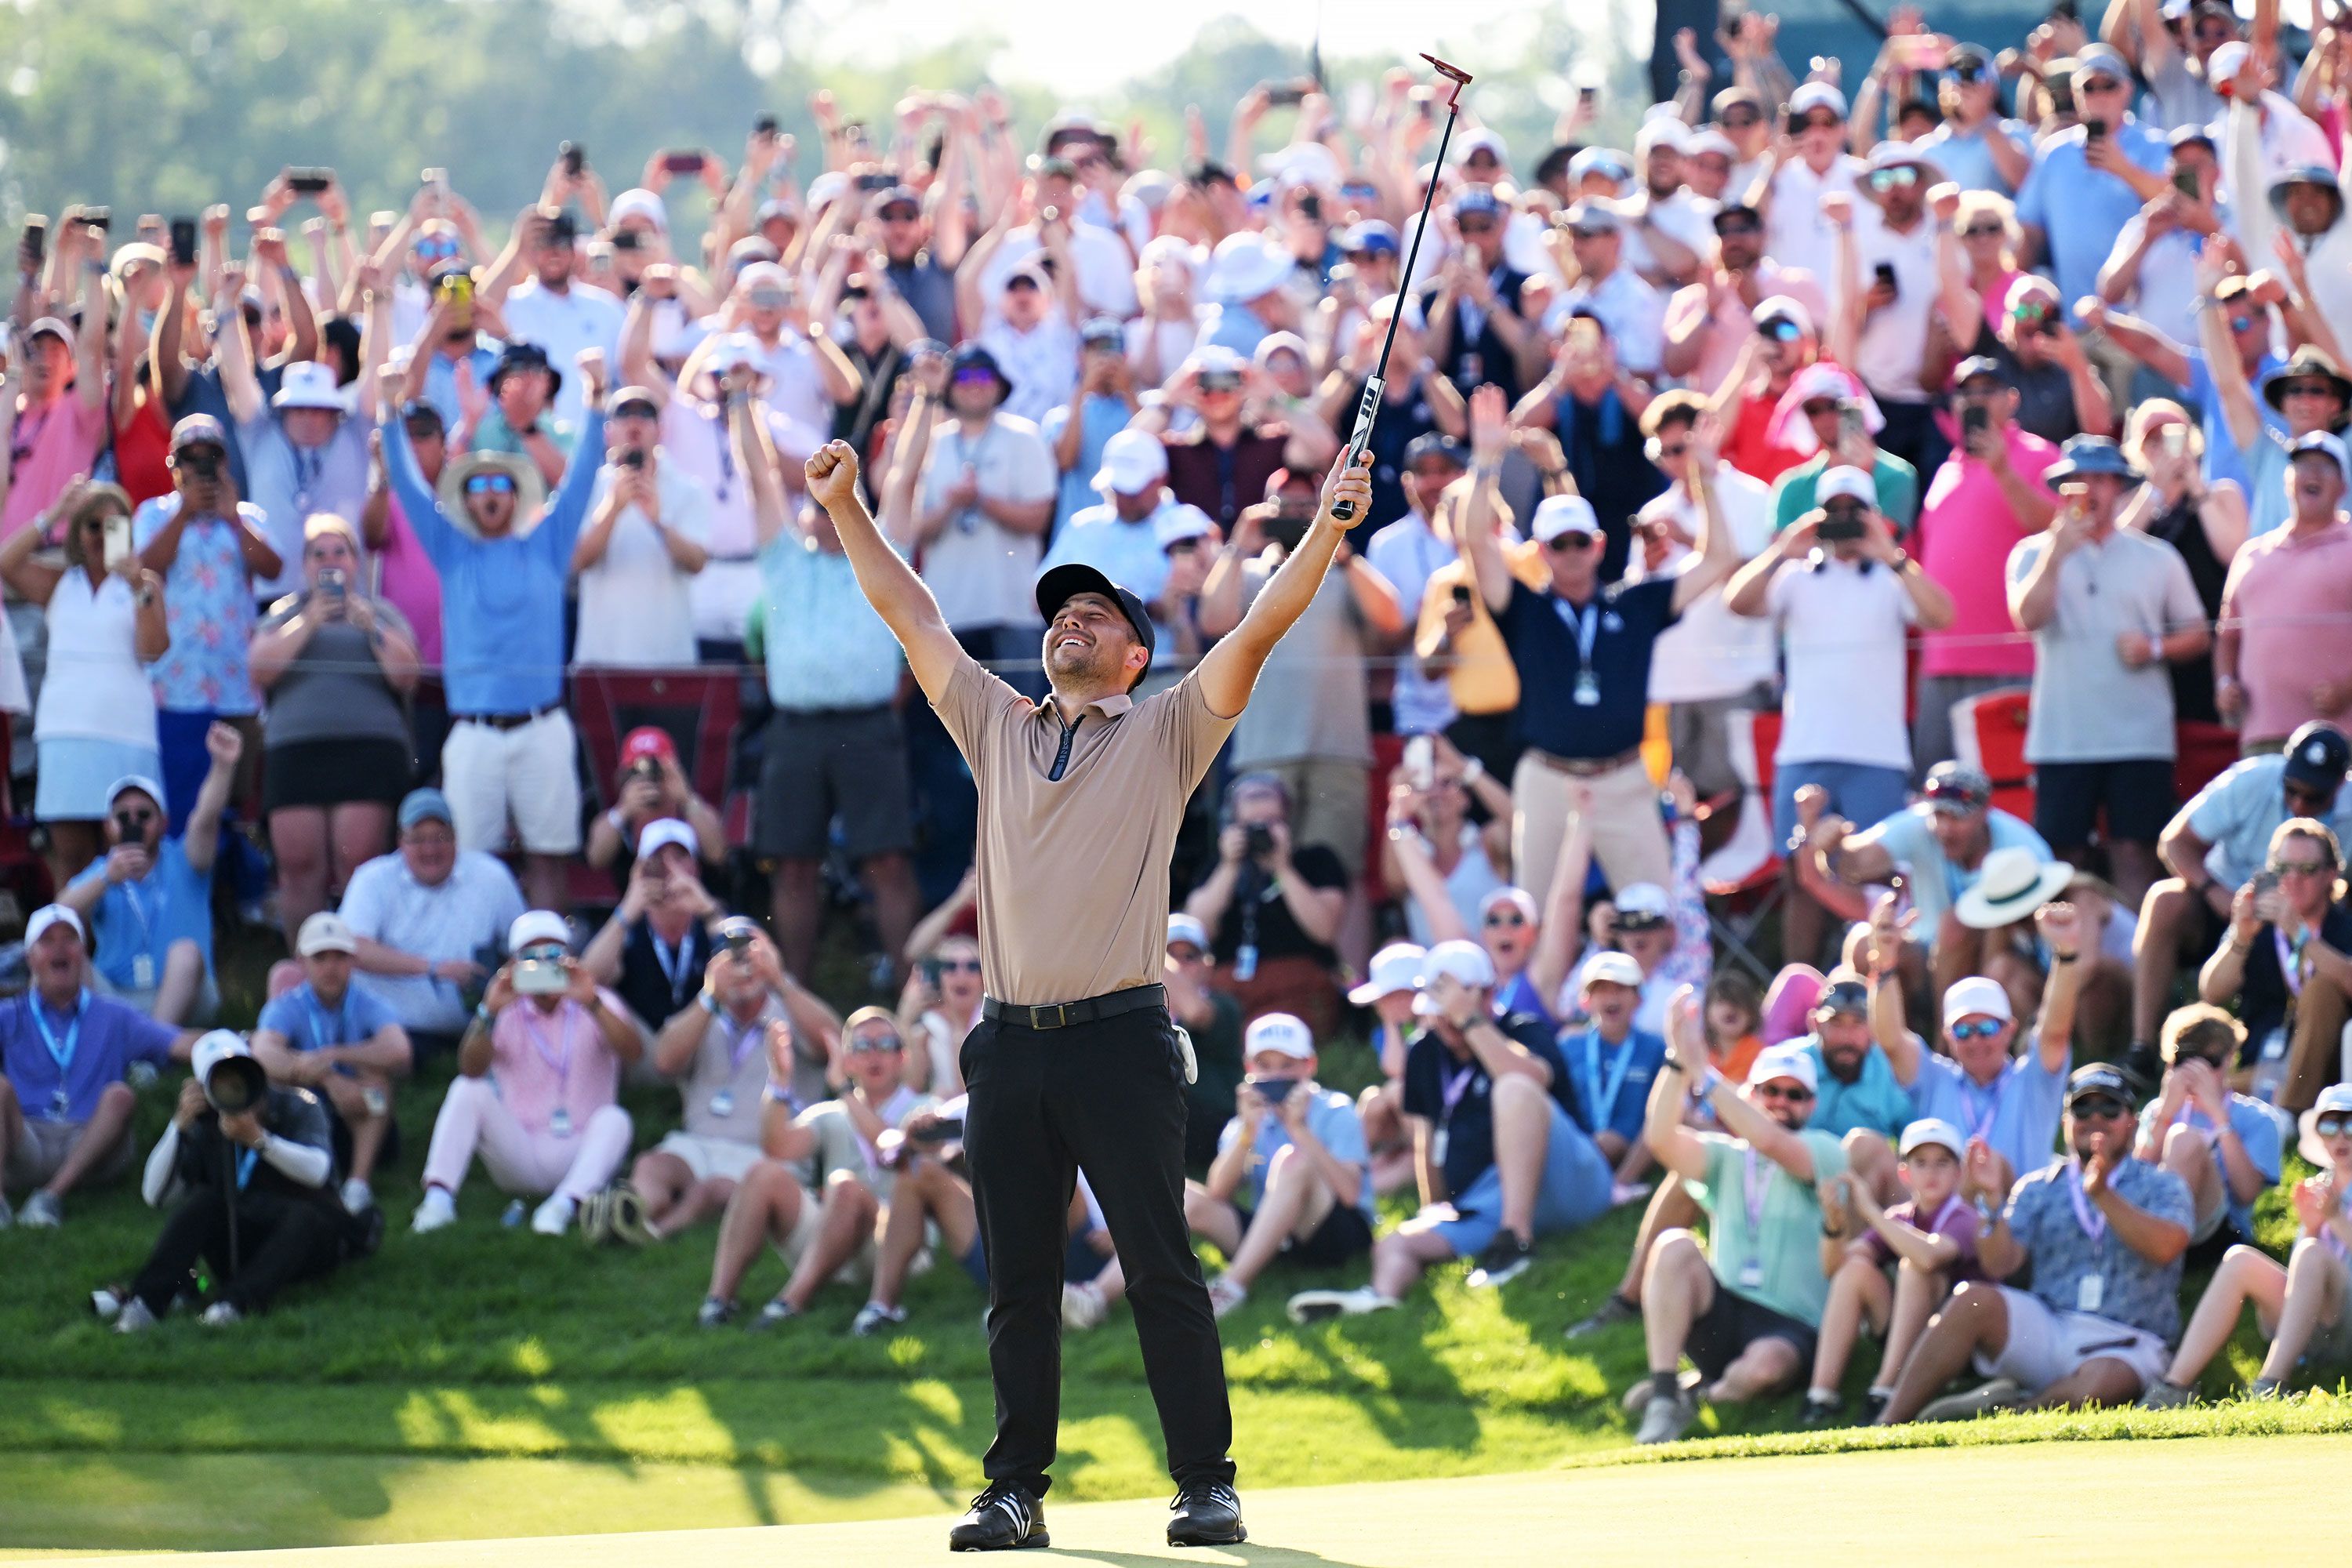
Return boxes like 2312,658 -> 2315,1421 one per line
1330,376 -> 1385,522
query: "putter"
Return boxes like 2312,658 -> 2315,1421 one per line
1330,53 -> 1475,524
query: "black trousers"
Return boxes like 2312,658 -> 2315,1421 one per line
130,1189 -> 343,1316
962,1004 -> 1235,1495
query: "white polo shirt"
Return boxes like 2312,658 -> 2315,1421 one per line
1766,551 -> 1918,771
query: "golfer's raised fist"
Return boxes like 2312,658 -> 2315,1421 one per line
804,441 -> 862,510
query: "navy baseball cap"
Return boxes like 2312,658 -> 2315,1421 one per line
2282,722 -> 2352,793
1034,564 -> 1156,682
1951,354 -> 2011,390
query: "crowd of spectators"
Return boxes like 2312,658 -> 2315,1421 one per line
5,0 -> 2352,1439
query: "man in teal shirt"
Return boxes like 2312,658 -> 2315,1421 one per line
1799,971 -> 1915,1143
1629,1026 -> 1850,1443
1769,382 -> 1920,535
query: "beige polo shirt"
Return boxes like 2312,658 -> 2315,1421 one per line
938,654 -> 1236,1005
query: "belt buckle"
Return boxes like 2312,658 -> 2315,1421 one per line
1029,1003 -> 1070,1030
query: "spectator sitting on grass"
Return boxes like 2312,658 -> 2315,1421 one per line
0,906 -> 193,1230
336,788 -> 525,1056
111,1032 -> 344,1332
895,933 -> 986,1099
411,910 -> 640,1238
60,724 -> 243,1025
590,920 -> 802,1247
1795,968 -> 1913,1167
1805,1117 -> 1980,1426
579,819 -> 724,1041
2130,1004 -> 2281,1257
1352,942 -> 1431,1197
1629,1027 -> 1851,1445
2142,1082 -> 2352,1405
1878,1064 -> 2193,1423
1559,952 -> 1668,1197
250,912 -> 414,1219
2195,818 -> 2352,1110
698,1007 -> 927,1329
855,1094 -> 982,1339
1285,939 -> 1611,1320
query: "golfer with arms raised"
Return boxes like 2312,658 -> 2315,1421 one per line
804,437 -> 1372,1551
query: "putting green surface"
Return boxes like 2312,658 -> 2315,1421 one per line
7,1433 -> 2341,1566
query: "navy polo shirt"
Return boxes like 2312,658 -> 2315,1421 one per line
1401,1013 -> 1573,1199
1498,575 -> 1678,759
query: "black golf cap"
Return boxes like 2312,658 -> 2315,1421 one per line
2282,721 -> 2352,793
2066,1062 -> 2132,1106
1034,564 -> 1156,681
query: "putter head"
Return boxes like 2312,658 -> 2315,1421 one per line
1421,54 -> 1475,107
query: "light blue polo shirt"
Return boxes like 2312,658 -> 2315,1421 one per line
1802,1036 -> 1915,1140
2185,753 -> 2352,890
1910,1044 -> 2071,1181
1215,1084 -> 1376,1223
2137,1092 -> 2283,1237
2016,118 -> 2172,308
1864,804 -> 2053,926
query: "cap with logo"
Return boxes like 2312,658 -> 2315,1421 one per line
1613,882 -> 1671,930
620,726 -> 677,767
2288,429 -> 2351,471
1244,1012 -> 1316,1061
271,360 -> 347,413
2066,1062 -> 2132,1105
1349,942 -> 1428,1006
170,413 -> 229,452
2281,721 -> 2352,793
1033,564 -> 1156,679
1923,760 -> 1994,814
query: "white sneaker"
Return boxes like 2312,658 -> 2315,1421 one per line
19,1190 -> 62,1228
199,1301 -> 243,1327
412,1188 -> 458,1233
1635,1387 -> 1698,1445
1206,1274 -> 1248,1319
1062,1280 -> 1108,1331
340,1178 -> 374,1216
1285,1287 -> 1397,1323
531,1195 -> 577,1236
114,1298 -> 158,1334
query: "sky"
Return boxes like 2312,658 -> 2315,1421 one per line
783,0 -> 1555,99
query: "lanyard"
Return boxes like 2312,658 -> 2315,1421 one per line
121,874 -> 168,949
31,989 -> 89,1077
1740,1145 -> 1772,1262
292,442 -> 323,512
1959,1069 -> 2005,1144
2066,1160 -> 2108,1245
1925,1190 -> 1965,1237
304,993 -> 347,1051
704,408 -> 735,505
1579,1029 -> 1635,1134
1438,1059 -> 1481,1132
2277,925 -> 2310,999
236,1145 -> 260,1189
1551,594 -> 1600,667
648,924 -> 695,1005
519,1004 -> 577,1085
719,1007 -> 764,1073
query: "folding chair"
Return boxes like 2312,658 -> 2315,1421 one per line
1947,687 -> 2035,824
1703,709 -> 1785,984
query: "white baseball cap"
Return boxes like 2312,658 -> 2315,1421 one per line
1245,1011 -> 1316,1061
1613,882 -> 1671,927
1746,1041 -> 1820,1094
1817,466 -> 1878,507
1477,886 -> 1539,924
24,904 -> 82,946
1790,82 -> 1850,120
296,911 -> 358,956
1166,913 -> 1210,953
1350,942 -> 1428,1006
608,187 -> 669,230
508,909 -> 571,953
1153,504 -> 1214,550
1414,938 -> 1497,1015
1900,1116 -> 1965,1160
1582,950 -> 1644,990
191,1029 -> 253,1086
1942,975 -> 2015,1029
1092,427 -> 1170,495
1531,493 -> 1602,545
635,817 -> 699,862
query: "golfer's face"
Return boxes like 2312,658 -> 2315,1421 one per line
1045,593 -> 1136,681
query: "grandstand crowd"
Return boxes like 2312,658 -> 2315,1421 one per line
8,0 -> 2352,1443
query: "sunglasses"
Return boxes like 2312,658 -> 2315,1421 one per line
1757,1083 -> 1816,1103
1484,910 -> 1530,928
464,474 -> 517,496
1457,219 -> 1497,235
1762,318 -> 1806,342
1715,218 -> 1761,237
2317,1112 -> 2352,1137
1801,400 -> 1839,418
416,238 -> 461,259
1961,223 -> 2005,239
1951,1018 -> 2005,1042
2071,1095 -> 2127,1121
2270,858 -> 2333,877
517,942 -> 568,964
879,205 -> 921,221
936,956 -> 982,974
114,808 -> 157,829
951,368 -> 1000,387
1868,166 -> 1922,191
2284,783 -> 2331,809
2281,383 -> 2341,400
2078,74 -> 2128,93
1199,376 -> 1244,394
1544,532 -> 1598,552
2010,298 -> 2056,323
848,1036 -> 904,1054
2221,313 -> 2257,334
1798,114 -> 1842,132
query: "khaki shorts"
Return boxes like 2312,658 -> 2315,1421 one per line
655,1131 -> 764,1185
5,1116 -> 134,1192
1976,1284 -> 2169,1395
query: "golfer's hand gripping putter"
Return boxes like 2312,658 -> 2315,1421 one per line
1330,53 -> 1475,524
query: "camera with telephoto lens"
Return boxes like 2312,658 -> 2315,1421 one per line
204,1053 -> 270,1116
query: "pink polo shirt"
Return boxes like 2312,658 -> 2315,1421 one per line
1915,426 -> 2060,679
376,495 -> 445,667
488,989 -> 627,1134
2220,517 -> 2352,747
4,390 -> 108,538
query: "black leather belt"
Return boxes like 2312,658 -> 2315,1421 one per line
983,983 -> 1165,1031
455,705 -> 559,731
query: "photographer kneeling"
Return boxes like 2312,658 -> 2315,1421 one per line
109,1032 -> 347,1331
